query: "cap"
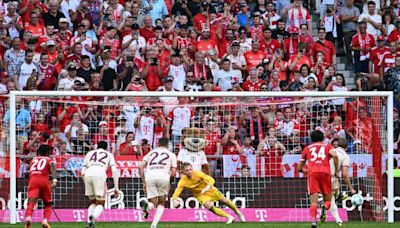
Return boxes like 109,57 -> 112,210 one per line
131,23 -> 140,30
68,64 -> 77,71
289,26 -> 299,34
117,115 -> 127,121
353,139 -> 362,145
47,40 -> 55,46
164,76 -> 173,82
74,80 -> 84,86
59,18 -> 68,23
0,71 -> 8,78
201,1 -> 209,7
171,53 -> 181,58
239,3 -> 247,7
77,23 -> 85,28
377,35 -> 385,41
231,41 -> 240,47
262,58 -> 270,64
99,121 -> 108,127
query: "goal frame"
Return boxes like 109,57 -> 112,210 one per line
7,91 -> 395,224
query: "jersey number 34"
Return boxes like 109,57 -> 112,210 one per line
310,147 -> 326,162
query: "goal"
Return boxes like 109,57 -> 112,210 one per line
0,91 -> 395,224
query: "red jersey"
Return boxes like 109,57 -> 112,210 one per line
29,156 -> 54,179
310,40 -> 336,65
100,38 -> 120,60
381,51 -> 400,73
301,142 -> 332,175
193,14 -> 208,32
242,79 -> 266,91
244,50 -> 266,70
196,39 -> 217,53
176,36 -> 191,49
351,33 -> 376,55
37,64 -> 57,90
260,38 -> 281,59
368,46 -> 388,74
204,132 -> 221,156
388,30 -> 400,43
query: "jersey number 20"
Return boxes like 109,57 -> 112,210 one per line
30,158 -> 47,171
310,147 -> 326,162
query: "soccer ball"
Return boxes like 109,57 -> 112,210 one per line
351,194 -> 364,206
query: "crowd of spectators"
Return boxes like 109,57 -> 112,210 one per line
0,0 -> 398,176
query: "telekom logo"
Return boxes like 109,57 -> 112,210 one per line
194,209 -> 207,222
255,209 -> 268,222
72,210 -> 85,222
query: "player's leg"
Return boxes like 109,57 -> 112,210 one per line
90,177 -> 107,225
25,197 -> 37,228
309,193 -> 319,228
40,184 -> 53,228
25,182 -> 39,228
319,173 -> 332,223
329,177 -> 343,225
219,196 -> 245,222
200,196 -> 234,224
150,195 -> 167,228
85,176 -> 97,228
143,179 -> 159,219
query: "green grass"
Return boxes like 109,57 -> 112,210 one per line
3,222 -> 400,228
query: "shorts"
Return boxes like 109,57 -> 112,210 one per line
27,179 -> 52,203
308,172 -> 331,195
85,176 -> 107,200
197,189 -> 225,205
146,179 -> 170,199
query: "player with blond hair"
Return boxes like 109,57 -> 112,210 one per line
171,162 -> 245,224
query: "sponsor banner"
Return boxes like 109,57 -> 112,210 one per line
224,154 -> 400,178
0,208 -> 348,223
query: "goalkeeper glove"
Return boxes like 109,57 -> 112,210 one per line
172,199 -> 180,208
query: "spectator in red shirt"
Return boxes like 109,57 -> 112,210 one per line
221,126 -> 243,155
242,67 -> 266,91
141,48 -> 163,91
140,15 -> 155,41
119,132 -> 142,156
310,27 -> 336,65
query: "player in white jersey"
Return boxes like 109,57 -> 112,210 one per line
139,138 -> 177,228
82,141 -> 120,228
321,139 -> 356,227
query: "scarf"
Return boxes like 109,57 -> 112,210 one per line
250,116 -> 264,141
289,6 -> 305,27
358,32 -> 371,56
289,37 -> 298,55
194,63 -> 208,80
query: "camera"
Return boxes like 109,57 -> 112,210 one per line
151,58 -> 157,65
126,56 -> 134,61
134,77 -> 141,82
326,9 -> 332,14
144,107 -> 152,114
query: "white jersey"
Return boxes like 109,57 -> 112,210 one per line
167,106 -> 193,136
330,147 -> 350,177
177,148 -> 208,171
83,148 -> 117,181
143,147 -> 177,181
168,64 -> 186,91
135,115 -> 155,146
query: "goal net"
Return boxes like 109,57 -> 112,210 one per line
0,91 -> 395,224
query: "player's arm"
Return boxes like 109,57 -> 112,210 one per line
81,152 -> 90,178
139,160 -> 147,190
50,161 -> 57,190
298,148 -> 308,174
171,180 -> 185,207
342,165 -> 356,194
329,149 -> 339,176
109,154 -> 120,195
170,154 -> 177,182
198,171 -> 215,194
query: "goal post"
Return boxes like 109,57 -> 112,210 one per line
4,91 -> 395,224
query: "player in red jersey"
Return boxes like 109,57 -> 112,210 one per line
25,144 -> 57,228
297,130 -> 338,228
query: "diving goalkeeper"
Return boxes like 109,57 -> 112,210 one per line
171,162 -> 245,224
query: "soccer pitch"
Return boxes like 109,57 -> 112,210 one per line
2,222 -> 400,228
